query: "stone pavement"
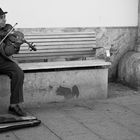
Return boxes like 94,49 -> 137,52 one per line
1,82 -> 140,140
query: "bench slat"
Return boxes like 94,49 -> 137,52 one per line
19,48 -> 94,53
22,41 -> 95,47
25,32 -> 95,36
26,38 -> 96,43
14,50 -> 95,57
20,44 -> 96,50
25,34 -> 96,38
14,55 -> 94,62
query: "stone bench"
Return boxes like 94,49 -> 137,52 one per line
0,32 -> 111,106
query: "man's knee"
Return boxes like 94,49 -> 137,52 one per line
18,69 -> 24,80
13,65 -> 24,81
17,68 -> 24,81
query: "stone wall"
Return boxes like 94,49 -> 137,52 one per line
96,27 -> 137,80
116,0 -> 140,89
138,0 -> 140,38
17,27 -> 138,81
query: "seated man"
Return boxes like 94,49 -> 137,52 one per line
0,8 -> 26,116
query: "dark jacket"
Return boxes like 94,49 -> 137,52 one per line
0,31 -> 19,62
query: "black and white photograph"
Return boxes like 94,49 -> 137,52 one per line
0,0 -> 139,139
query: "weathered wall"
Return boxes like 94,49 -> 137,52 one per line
117,0 -> 140,89
96,27 -> 137,80
136,0 -> 140,51
138,0 -> 140,37
18,27 -> 137,81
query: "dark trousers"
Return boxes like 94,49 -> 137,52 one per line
0,55 -> 24,104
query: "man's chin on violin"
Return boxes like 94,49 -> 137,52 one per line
0,8 -> 27,117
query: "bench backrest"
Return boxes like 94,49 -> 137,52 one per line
13,32 -> 98,63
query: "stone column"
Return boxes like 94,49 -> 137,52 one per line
118,1 -> 140,89
138,0 -> 140,36
136,0 -> 140,51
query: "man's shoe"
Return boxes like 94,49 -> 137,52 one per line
8,105 -> 27,117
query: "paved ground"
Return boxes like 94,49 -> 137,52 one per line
1,82 -> 140,140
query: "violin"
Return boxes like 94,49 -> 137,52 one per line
0,23 -> 37,51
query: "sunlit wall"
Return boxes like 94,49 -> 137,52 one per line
1,0 -> 138,28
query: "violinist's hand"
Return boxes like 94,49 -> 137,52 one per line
12,42 -> 21,53
4,42 -> 21,56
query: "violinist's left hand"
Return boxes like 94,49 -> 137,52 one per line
4,41 -> 20,56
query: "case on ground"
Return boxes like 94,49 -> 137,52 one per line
0,114 -> 41,133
